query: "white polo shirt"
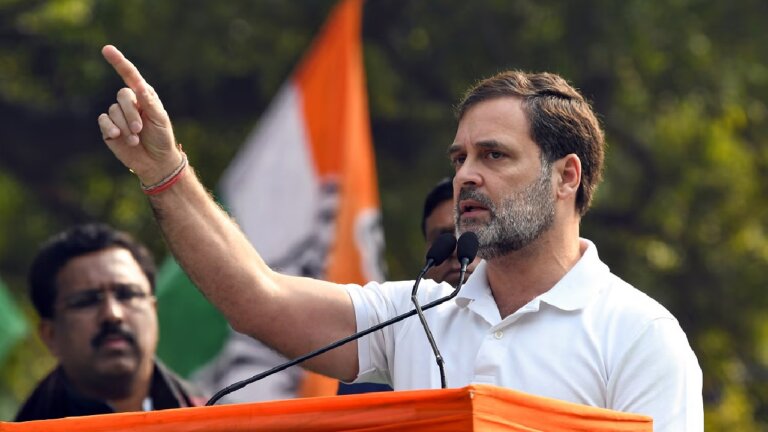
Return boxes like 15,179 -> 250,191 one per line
345,239 -> 703,431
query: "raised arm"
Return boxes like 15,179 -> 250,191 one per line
97,45 -> 359,381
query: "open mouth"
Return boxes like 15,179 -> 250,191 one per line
459,200 -> 489,217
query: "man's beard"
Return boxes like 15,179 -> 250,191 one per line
456,163 -> 556,259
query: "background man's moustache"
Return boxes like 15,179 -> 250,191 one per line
91,324 -> 137,348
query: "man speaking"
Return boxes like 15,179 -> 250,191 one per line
96,45 -> 702,430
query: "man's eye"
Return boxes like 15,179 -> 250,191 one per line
68,293 -> 101,309
115,288 -> 145,301
488,151 -> 503,160
451,155 -> 466,166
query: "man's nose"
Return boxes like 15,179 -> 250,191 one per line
98,293 -> 125,322
453,158 -> 483,189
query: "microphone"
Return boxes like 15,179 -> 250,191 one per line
410,233 -> 456,389
423,233 -> 457,273
205,234 -> 465,406
456,231 -> 479,287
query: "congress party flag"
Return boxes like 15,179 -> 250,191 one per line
156,0 -> 385,401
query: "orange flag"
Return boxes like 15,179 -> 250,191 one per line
170,0 -> 385,402
294,0 -> 383,285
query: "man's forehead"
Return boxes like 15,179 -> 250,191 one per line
55,248 -> 149,293
450,97 -> 530,149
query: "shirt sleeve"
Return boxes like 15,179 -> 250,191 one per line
607,317 -> 704,431
343,281 -> 411,386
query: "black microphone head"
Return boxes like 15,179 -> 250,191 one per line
426,233 -> 457,267
457,232 -> 480,265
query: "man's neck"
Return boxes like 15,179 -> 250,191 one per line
70,363 -> 154,413
485,228 -> 583,318
109,363 -> 154,413
107,380 -> 151,413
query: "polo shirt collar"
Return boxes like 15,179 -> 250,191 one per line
455,260 -> 490,309
538,239 -> 609,311
455,238 -> 609,312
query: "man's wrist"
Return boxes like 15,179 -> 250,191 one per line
140,151 -> 188,195
129,143 -> 187,195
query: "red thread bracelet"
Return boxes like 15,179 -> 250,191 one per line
143,165 -> 186,195
141,152 -> 188,195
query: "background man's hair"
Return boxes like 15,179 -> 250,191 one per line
456,70 -> 605,215
28,223 -> 156,319
421,177 -> 454,237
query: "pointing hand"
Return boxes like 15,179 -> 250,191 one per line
97,45 -> 182,186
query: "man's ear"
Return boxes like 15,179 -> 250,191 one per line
39,319 -> 59,357
554,153 -> 582,200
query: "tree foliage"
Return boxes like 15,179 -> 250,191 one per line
1,0 -> 767,428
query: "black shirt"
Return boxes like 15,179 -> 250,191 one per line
14,360 -> 205,422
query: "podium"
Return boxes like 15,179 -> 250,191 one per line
1,384 -> 652,431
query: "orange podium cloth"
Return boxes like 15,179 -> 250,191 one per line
1,384 -> 652,431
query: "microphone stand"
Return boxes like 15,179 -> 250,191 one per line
207,232 -> 478,406
411,264 -> 447,388
409,231 -> 477,389
206,285 -> 466,406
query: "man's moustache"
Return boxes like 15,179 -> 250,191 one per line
457,188 -> 495,212
91,323 -> 137,349
457,188 -> 497,226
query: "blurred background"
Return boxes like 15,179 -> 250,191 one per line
1,0 -> 767,429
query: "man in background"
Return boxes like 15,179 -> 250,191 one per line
15,223 -> 205,421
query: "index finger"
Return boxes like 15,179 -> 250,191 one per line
102,45 -> 147,92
